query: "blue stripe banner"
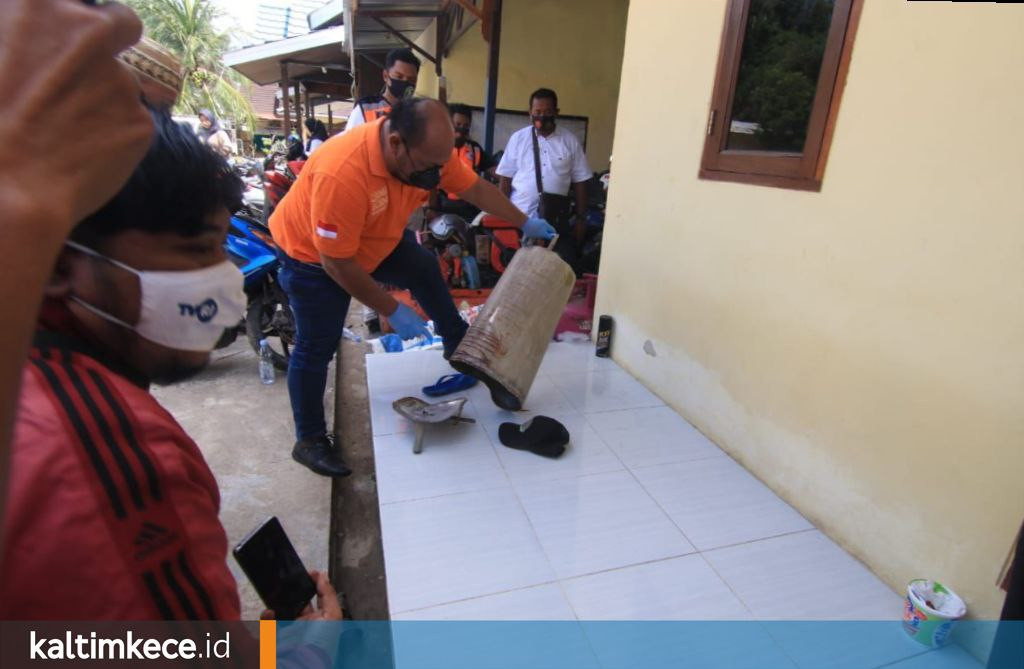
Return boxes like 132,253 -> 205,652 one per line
1,620 -> 1019,668
271,620 -> 1023,669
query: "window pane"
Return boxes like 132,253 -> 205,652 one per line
726,0 -> 836,153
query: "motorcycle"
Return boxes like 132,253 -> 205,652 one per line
262,158 -> 305,221
239,176 -> 265,220
216,213 -> 295,370
230,156 -> 262,179
419,214 -> 482,290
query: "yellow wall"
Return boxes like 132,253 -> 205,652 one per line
598,0 -> 1024,619
415,0 -> 629,170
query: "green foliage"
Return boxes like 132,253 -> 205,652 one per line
730,0 -> 834,151
125,0 -> 255,132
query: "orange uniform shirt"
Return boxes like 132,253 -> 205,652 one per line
269,117 -> 479,272
456,142 -> 482,170
447,143 -> 483,202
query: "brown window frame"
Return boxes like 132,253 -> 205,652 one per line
700,0 -> 863,192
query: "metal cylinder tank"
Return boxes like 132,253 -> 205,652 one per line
450,246 -> 576,410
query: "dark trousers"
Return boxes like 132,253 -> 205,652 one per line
551,218 -> 580,272
277,230 -> 468,440
989,521 -> 1024,668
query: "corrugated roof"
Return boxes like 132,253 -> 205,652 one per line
249,84 -> 280,120
224,26 -> 347,85
252,1 -> 328,43
345,0 -> 445,54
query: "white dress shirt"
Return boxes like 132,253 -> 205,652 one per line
495,124 -> 592,217
343,104 -> 365,133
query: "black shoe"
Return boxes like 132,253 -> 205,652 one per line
498,416 -> 570,459
292,434 -> 352,477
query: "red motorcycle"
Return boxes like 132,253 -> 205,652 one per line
261,159 -> 305,222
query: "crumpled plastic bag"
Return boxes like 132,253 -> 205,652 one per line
908,580 -> 966,618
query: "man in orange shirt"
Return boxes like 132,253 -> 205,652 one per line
270,97 -> 554,477
427,103 -> 496,221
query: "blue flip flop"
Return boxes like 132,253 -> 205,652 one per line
422,373 -> 478,397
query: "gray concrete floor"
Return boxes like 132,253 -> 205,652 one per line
332,310 -> 391,619
152,338 -> 333,619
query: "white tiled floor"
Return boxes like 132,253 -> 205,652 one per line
561,555 -> 752,621
366,343 -> 979,668
632,456 -> 814,551
379,485 -> 555,614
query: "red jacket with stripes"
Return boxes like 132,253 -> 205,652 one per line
0,323 -> 241,620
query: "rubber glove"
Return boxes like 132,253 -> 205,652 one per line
388,304 -> 432,341
522,216 -> 556,240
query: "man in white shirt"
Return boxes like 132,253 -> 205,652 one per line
496,88 -> 592,258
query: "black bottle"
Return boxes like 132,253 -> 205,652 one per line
595,315 -> 613,357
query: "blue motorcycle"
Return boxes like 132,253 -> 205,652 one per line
217,213 -> 294,370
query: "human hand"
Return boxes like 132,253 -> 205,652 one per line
0,0 -> 154,230
260,570 -> 344,621
388,304 -> 432,341
522,217 -> 556,241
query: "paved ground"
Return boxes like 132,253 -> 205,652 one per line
331,311 -> 392,619
152,337 -> 333,619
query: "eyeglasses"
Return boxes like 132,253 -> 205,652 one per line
402,139 -> 443,172
453,125 -> 471,134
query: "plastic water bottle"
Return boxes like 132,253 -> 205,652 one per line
258,339 -> 275,384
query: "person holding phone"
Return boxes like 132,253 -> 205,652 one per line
0,0 -> 155,548
0,110 -> 340,622
235,517 -> 343,621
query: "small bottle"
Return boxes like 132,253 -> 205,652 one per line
258,339 -> 275,384
595,315 -> 613,358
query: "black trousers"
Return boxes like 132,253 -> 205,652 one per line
988,520 -> 1023,668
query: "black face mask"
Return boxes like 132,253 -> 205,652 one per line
387,77 -> 415,100
532,115 -> 556,133
400,140 -> 442,189
407,165 -> 441,190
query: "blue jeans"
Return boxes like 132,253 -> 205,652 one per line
277,230 -> 469,440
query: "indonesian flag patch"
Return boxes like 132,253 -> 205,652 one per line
316,221 -> 339,239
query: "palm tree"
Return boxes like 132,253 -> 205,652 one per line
126,0 -> 255,133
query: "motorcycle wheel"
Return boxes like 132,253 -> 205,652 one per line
214,326 -> 240,350
245,287 -> 293,371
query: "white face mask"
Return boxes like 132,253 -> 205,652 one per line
65,240 -> 246,353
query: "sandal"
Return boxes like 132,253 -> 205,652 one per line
422,373 -> 478,397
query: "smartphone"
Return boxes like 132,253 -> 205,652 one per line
232,517 -> 317,620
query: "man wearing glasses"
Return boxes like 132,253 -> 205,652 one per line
269,97 -> 554,477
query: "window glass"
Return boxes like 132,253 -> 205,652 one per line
726,0 -> 837,153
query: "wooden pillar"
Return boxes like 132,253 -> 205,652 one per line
436,15 -> 447,104
293,80 -> 303,137
483,0 -> 503,154
280,62 -> 291,139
